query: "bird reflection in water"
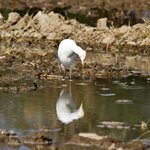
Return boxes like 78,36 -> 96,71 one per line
56,86 -> 84,124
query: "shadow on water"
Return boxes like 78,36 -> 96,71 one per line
0,77 -> 150,149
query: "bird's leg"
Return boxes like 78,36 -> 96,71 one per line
62,69 -> 67,79
69,81 -> 72,97
69,69 -> 73,81
60,65 -> 67,80
106,44 -> 109,54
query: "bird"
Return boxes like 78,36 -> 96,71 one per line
58,39 -> 86,79
56,88 -> 84,124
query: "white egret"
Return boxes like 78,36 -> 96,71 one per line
58,39 -> 86,79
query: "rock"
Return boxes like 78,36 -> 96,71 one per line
7,12 -> 21,25
23,133 -> 52,145
0,13 -> 4,25
97,18 -> 108,29
102,34 -> 115,46
33,11 -> 64,36
132,23 -> 144,29
60,24 -> 74,35
12,14 -> 31,30
79,133 -> 107,140
119,25 -> 131,34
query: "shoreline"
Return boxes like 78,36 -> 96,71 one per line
0,11 -> 150,82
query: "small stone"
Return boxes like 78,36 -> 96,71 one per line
97,18 -> 108,29
79,133 -> 107,140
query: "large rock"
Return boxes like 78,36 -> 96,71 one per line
33,11 -> 64,36
7,12 -> 21,25
118,25 -> 131,34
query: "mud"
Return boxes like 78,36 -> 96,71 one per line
68,134 -> 147,150
0,128 -> 149,150
0,128 -> 56,150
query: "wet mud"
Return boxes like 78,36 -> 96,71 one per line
0,128 -> 149,150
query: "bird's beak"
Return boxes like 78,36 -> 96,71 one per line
82,63 -> 84,68
81,60 -> 84,68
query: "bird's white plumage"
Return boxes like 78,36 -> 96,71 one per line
58,39 -> 86,78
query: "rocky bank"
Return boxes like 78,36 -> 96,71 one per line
0,11 -> 150,83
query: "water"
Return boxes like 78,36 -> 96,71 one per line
0,77 -> 150,149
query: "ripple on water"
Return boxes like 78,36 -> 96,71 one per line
99,93 -> 116,97
100,87 -> 110,91
113,82 -> 129,89
112,80 -> 120,84
122,85 -> 144,90
114,81 -> 144,90
76,83 -> 88,86
115,99 -> 133,104
147,78 -> 150,83
97,121 -> 131,129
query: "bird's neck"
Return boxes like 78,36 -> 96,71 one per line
72,46 -> 83,57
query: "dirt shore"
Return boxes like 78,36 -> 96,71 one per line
0,128 -> 149,150
0,11 -> 150,82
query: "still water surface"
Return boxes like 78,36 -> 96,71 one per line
0,77 -> 150,149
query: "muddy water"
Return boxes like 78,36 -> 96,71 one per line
0,77 -> 150,149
